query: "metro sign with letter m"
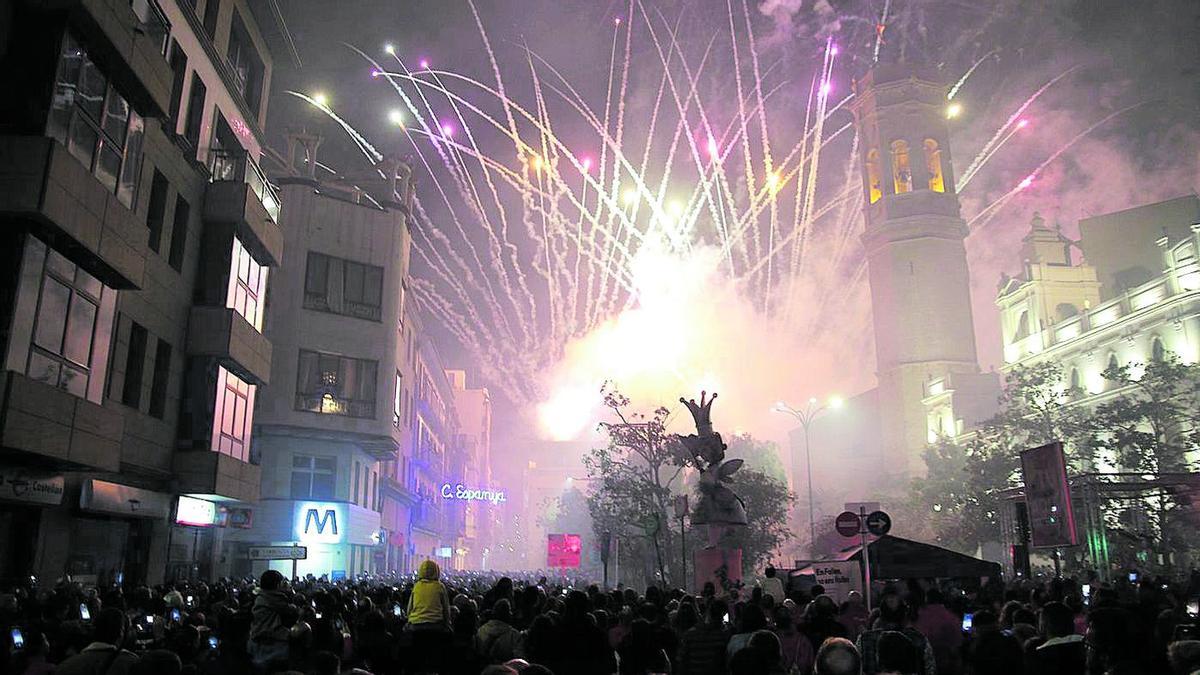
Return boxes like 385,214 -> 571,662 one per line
294,502 -> 346,544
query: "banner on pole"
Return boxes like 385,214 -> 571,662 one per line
1020,441 -> 1078,548
812,561 -> 862,602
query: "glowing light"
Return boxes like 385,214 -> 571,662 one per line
530,155 -> 543,171
669,200 -> 684,216
384,43 -> 395,55
370,69 -> 381,78
581,157 -> 592,172
808,396 -> 818,405
441,122 -> 455,137
946,102 -> 962,119
622,189 -> 638,206
1017,119 -> 1029,129
830,44 -> 839,56
614,16 -> 621,25
388,109 -> 404,126
767,171 -> 782,192
313,92 -> 329,107
707,136 -> 719,159
820,81 -> 832,95
828,395 -> 844,409
1018,175 -> 1034,190
420,59 -> 430,70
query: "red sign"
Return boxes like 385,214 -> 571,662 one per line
1020,441 -> 1078,548
547,534 -> 582,568
835,511 -> 861,537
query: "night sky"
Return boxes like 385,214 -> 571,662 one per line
264,0 -> 1200,453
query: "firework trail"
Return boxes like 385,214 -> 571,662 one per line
290,1 -> 1122,411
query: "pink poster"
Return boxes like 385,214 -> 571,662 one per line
547,533 -> 582,568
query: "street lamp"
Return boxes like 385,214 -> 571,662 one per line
774,395 -> 843,556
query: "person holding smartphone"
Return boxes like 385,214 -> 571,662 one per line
53,608 -> 139,675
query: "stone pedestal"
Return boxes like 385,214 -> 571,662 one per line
694,547 -> 742,594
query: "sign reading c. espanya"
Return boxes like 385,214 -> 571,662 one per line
440,482 -> 507,505
294,502 -> 347,544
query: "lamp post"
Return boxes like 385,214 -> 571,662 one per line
774,396 -> 843,556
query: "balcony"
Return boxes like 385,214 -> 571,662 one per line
0,136 -> 145,289
0,370 -> 122,472
61,0 -> 173,117
186,306 -> 272,385
204,150 -> 283,265
173,449 -> 261,503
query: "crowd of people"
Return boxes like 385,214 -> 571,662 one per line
3,562 -> 1200,675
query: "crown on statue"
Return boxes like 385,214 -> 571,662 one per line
679,390 -> 717,437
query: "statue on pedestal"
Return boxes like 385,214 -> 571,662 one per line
675,392 -> 747,546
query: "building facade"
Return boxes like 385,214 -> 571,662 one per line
224,139 -> 415,579
0,0 -> 292,584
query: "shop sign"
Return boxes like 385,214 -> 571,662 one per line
175,496 -> 216,527
80,480 -> 171,519
439,482 -> 506,505
0,469 -> 65,505
294,501 -> 346,544
227,507 -> 254,529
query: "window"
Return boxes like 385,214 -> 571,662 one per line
211,365 -> 255,461
1106,354 -> 1120,376
227,11 -> 266,115
303,252 -> 384,321
202,0 -> 221,39
121,321 -> 148,407
148,338 -> 172,419
1012,310 -> 1030,341
1152,338 -> 1165,363
1055,303 -> 1079,321
1069,368 -> 1081,395
353,461 -> 361,507
291,455 -> 336,500
400,369 -> 410,427
47,33 -> 144,208
168,195 -> 189,272
923,139 -> 945,193
146,170 -> 169,253
865,148 -> 882,204
295,349 -> 379,418
167,41 -> 188,130
27,245 -> 107,399
890,140 -> 912,194
226,237 -> 269,331
183,75 -> 206,150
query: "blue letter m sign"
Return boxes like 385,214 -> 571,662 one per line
304,508 -> 338,536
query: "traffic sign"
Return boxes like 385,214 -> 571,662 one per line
835,511 -> 861,537
248,545 -> 307,561
866,510 -> 892,536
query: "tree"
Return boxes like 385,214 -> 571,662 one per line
1092,353 -> 1200,556
725,434 -> 788,483
914,362 -> 1093,553
583,385 -> 685,586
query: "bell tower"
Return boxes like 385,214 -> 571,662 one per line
850,65 -> 983,479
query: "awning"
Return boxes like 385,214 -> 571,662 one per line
793,535 -> 1001,580
80,479 -> 171,519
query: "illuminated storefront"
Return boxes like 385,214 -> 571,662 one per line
225,499 -> 382,579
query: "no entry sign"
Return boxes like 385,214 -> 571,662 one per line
835,511 -> 860,537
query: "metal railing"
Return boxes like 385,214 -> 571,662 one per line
209,148 -> 281,222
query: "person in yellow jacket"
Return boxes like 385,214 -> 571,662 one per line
407,559 -> 452,628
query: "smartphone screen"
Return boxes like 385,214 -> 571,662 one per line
1081,584 -> 1091,599
1187,599 -> 1199,617
208,636 -> 219,649
79,603 -> 91,621
962,613 -> 974,632
392,604 -> 402,616
11,628 -> 24,650
144,615 -> 154,625
170,608 -> 181,623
